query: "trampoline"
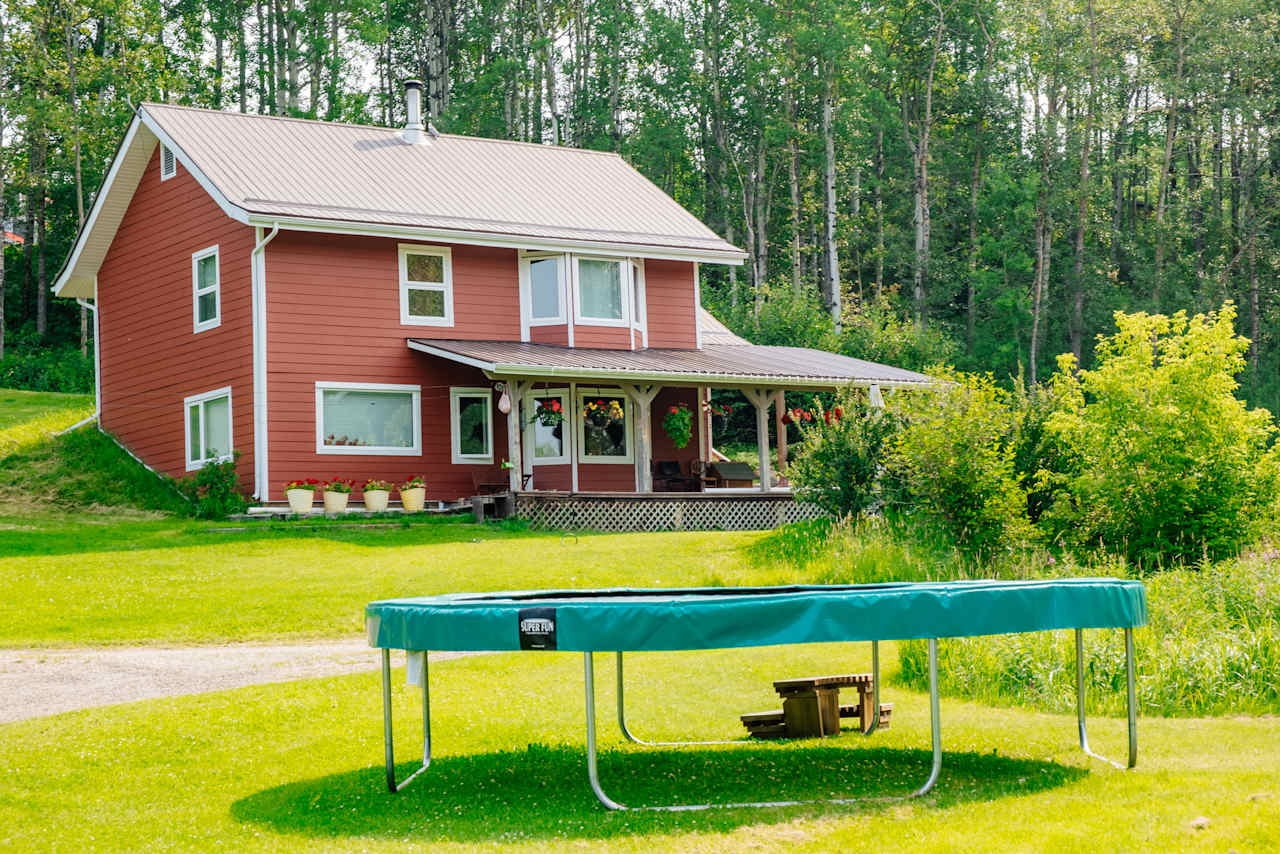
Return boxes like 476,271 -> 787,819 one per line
366,578 -> 1147,811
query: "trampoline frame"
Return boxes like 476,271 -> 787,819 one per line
378,627 -> 1137,810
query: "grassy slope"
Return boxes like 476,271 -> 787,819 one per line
1,647 -> 1275,852
0,389 -> 93,451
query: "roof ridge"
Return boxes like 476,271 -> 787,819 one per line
139,102 -> 623,159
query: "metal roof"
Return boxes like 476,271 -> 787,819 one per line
697,307 -> 750,346
407,339 -> 932,389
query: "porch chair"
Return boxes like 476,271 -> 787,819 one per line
652,460 -> 700,493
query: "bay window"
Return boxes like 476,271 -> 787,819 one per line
573,256 -> 631,326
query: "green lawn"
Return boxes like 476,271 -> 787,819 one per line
0,389 -> 93,456
2,645 -> 1276,852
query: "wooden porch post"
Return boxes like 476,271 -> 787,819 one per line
503,379 -> 529,493
774,390 -> 788,473
741,387 -> 774,493
620,383 -> 660,492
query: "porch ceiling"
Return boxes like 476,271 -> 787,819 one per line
406,338 -> 932,390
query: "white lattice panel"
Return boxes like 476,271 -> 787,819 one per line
515,495 -> 827,532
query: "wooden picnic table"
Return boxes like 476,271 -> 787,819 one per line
741,673 -> 892,739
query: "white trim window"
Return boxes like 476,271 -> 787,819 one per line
577,389 -> 633,464
631,259 -> 647,347
160,143 -> 177,180
450,387 -> 494,464
573,256 -> 632,327
184,386 -> 233,471
519,253 -> 568,334
398,244 -> 454,326
316,382 -> 422,455
192,245 -> 221,333
524,388 -> 570,465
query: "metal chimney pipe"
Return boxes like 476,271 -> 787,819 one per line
402,80 -> 427,145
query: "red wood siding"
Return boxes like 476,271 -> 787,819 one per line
650,386 -> 701,469
264,230 -> 518,501
529,324 -> 568,346
643,260 -> 698,349
96,146 -> 256,488
572,323 -> 633,349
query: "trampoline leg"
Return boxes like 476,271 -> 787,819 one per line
615,652 -> 739,747
862,640 -> 882,735
910,638 -> 942,797
585,652 -> 627,810
381,648 -> 432,793
1074,629 -> 1136,770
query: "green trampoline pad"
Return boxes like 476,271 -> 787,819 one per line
366,578 -> 1146,653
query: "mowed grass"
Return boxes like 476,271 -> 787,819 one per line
2,646 -> 1276,852
0,514 -> 800,646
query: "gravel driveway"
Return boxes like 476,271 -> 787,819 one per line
0,640 -> 465,724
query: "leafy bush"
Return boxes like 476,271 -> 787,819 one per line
890,368 -> 1035,561
839,294 -> 959,372
0,347 -> 94,393
177,454 -> 247,519
713,282 -> 840,350
898,552 -> 1280,717
1043,303 -> 1279,564
788,392 -> 902,518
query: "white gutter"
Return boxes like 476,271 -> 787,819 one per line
251,223 -> 281,500
78,293 -> 101,421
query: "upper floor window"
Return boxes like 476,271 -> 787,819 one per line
316,381 -> 421,455
398,244 -> 453,326
574,257 -> 631,326
160,144 -> 176,180
184,386 -> 232,470
192,245 -> 220,333
522,254 -> 566,325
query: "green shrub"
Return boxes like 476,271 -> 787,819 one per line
1043,303 -> 1279,564
0,347 -> 94,393
890,368 -> 1035,561
177,454 -> 248,519
839,294 -> 959,372
788,392 -> 902,518
898,552 -> 1280,717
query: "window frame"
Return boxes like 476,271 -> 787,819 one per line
398,244 -> 454,327
519,252 -> 568,329
183,386 -> 233,471
576,388 -> 634,464
160,144 -> 177,180
572,255 -> 632,328
191,244 -> 221,333
314,381 -> 422,456
450,387 -> 495,465
523,388 -> 570,466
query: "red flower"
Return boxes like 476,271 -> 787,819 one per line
551,400 -> 561,412
824,411 -> 832,424
781,412 -> 792,424
834,407 -> 843,419
669,405 -> 679,414
802,410 -> 812,422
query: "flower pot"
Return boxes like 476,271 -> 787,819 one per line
286,488 -> 315,515
400,486 -> 426,513
364,489 -> 390,513
323,490 -> 350,514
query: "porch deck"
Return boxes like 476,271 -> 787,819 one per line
513,490 -> 826,532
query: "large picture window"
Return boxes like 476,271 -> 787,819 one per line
184,386 -> 232,470
524,389 -> 569,465
316,382 -> 421,455
398,244 -> 453,326
573,257 -> 630,326
192,245 -> 220,333
450,387 -> 494,464
577,390 -> 632,463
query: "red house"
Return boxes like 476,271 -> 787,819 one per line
53,89 -> 927,520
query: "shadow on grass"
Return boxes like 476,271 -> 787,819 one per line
231,742 -> 1085,843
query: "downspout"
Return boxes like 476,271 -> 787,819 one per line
251,223 -> 281,500
60,291 -> 101,432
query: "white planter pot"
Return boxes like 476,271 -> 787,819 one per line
286,488 -> 315,515
323,491 -> 350,514
400,486 -> 426,513
364,489 -> 390,513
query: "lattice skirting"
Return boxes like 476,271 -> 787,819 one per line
514,494 -> 828,532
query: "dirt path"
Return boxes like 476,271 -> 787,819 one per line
0,640 -> 466,724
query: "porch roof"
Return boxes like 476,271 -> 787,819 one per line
406,338 -> 932,390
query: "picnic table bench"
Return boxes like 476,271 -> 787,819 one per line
741,673 -> 893,739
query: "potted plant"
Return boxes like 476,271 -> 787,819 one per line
399,475 -> 426,513
323,477 -> 354,514
363,479 -> 393,513
283,479 -> 319,515
662,402 -> 694,449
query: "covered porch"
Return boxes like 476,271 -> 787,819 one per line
409,337 -> 930,528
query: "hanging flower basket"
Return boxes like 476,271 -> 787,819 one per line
662,403 -> 694,449
582,398 -> 624,429
531,398 -> 564,427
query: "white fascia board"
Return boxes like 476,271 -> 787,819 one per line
137,107 -> 251,225
246,213 -> 747,265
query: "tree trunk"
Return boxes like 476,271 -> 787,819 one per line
821,68 -> 840,329
1153,10 -> 1185,310
967,130 -> 982,355
1071,0 -> 1098,364
533,0 -> 558,143
904,2 -> 944,330
874,127 -> 884,300
785,90 -> 801,296
1030,80 -> 1059,386
66,2 -> 89,354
